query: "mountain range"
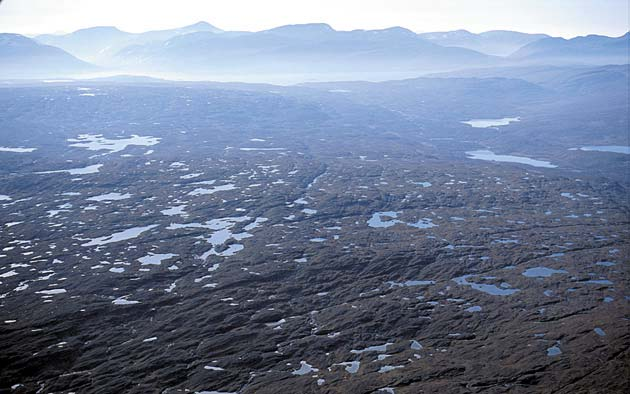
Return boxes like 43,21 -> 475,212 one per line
0,22 -> 628,80
35,21 -> 222,63
511,33 -> 630,64
111,24 -> 497,76
418,29 -> 550,56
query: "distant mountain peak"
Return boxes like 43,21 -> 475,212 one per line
179,21 -> 223,33
510,32 -> 630,62
185,21 -> 213,28
451,29 -> 475,35
0,33 -> 36,46
0,33 -> 95,77
420,29 -> 475,38
187,21 -> 213,27
372,26 -> 416,35
265,23 -> 335,34
418,29 -> 552,56
72,26 -> 127,35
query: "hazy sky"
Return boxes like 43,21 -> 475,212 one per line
0,0 -> 628,37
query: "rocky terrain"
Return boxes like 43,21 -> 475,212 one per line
0,80 -> 628,393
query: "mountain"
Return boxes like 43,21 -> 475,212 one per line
36,26 -> 131,62
261,22 -> 336,38
430,64 -> 629,95
510,33 -> 630,64
26,23 -> 628,82
35,21 -> 223,62
111,24 -> 498,77
547,64 -> 629,94
0,33 -> 95,78
301,76 -> 548,124
418,29 -> 550,56
133,21 -> 223,43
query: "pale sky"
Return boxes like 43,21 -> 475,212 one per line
0,0 -> 628,38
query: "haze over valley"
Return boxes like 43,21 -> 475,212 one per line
2,21 -> 629,82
